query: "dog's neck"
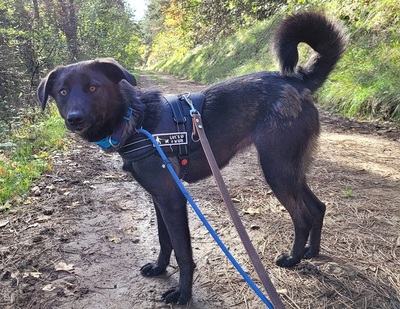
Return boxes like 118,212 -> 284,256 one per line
93,107 -> 135,150
93,90 -> 162,153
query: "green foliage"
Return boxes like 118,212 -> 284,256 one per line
143,0 -> 285,66
148,0 -> 400,121
312,0 -> 400,120
78,0 -> 144,67
154,18 -> 279,83
319,41 -> 400,120
0,0 -> 143,124
0,106 -> 67,208
146,0 -> 192,66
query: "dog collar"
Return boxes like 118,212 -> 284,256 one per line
94,136 -> 120,149
94,107 -> 133,149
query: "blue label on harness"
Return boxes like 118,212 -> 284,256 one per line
153,132 -> 188,146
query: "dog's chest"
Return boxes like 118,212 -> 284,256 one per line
118,94 -> 205,163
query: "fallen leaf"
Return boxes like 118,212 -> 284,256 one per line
108,236 -> 121,243
66,201 -> 80,209
0,220 -> 9,228
104,174 -> 119,179
30,272 -> 42,278
38,152 -> 49,158
23,198 -> 33,205
55,262 -> 74,272
23,272 -> 41,278
42,284 -> 55,292
2,201 -> 11,211
277,288 -> 288,294
244,207 -> 260,215
37,215 -> 51,222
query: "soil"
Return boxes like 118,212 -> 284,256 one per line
1,71 -> 399,309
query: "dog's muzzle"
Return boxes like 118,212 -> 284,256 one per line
66,111 -> 86,132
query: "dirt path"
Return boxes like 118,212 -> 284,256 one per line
1,71 -> 399,309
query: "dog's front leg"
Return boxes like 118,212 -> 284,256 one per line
140,203 -> 172,276
126,157 -> 195,304
142,191 -> 195,305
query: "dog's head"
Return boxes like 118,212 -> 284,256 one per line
37,58 -> 137,142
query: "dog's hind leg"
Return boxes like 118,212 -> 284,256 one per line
301,184 -> 326,259
255,142 -> 315,267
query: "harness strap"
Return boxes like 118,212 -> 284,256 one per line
166,95 -> 189,165
117,93 -> 205,163
192,113 -> 286,309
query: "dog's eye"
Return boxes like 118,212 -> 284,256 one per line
89,85 -> 96,92
60,89 -> 68,96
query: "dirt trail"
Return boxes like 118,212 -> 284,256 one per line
1,71 -> 399,309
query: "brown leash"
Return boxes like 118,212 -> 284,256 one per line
192,113 -> 286,309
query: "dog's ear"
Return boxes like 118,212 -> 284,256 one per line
93,58 -> 137,86
37,68 -> 61,111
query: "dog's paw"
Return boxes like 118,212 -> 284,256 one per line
275,254 -> 301,267
303,245 -> 319,259
162,286 -> 191,305
140,262 -> 166,276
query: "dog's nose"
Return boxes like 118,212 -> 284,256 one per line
67,111 -> 84,126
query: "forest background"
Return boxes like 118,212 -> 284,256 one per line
0,0 -> 399,207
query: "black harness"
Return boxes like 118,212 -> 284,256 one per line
118,93 -> 205,166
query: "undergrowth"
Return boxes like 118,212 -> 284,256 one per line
154,18 -> 279,84
319,39 -> 400,120
151,1 -> 400,122
0,105 -> 67,210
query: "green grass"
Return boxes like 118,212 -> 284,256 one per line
318,38 -> 400,120
153,18 -> 279,84
342,188 -> 354,198
131,68 -> 141,82
0,105 -> 67,209
145,70 -> 163,80
150,1 -> 400,122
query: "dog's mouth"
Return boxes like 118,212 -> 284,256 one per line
66,122 -> 88,134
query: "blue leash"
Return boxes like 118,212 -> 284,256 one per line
137,128 -> 274,309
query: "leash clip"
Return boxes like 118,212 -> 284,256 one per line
181,93 -> 199,116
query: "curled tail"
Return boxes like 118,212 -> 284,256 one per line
273,11 -> 348,92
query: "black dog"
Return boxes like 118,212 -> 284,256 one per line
37,12 -> 347,305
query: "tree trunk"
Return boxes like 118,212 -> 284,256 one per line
59,0 -> 79,61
